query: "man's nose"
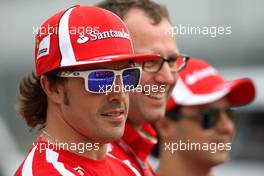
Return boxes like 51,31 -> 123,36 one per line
214,111 -> 235,136
107,75 -> 127,102
154,62 -> 176,85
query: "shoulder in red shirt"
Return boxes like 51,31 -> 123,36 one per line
15,137 -> 137,176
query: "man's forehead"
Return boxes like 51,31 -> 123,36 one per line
206,97 -> 230,108
124,8 -> 172,35
126,16 -> 173,38
183,98 -> 231,112
124,9 -> 178,56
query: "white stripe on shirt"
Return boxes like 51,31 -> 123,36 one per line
22,146 -> 37,176
46,148 -> 76,176
107,153 -> 141,176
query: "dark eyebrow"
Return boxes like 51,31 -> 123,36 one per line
159,53 -> 180,61
169,53 -> 182,58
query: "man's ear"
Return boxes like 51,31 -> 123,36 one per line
40,75 -> 64,104
155,117 -> 176,140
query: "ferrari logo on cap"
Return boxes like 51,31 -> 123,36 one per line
37,35 -> 51,59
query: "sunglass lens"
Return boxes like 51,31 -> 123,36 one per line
202,108 -> 220,129
225,108 -> 237,121
88,71 -> 114,93
122,68 -> 141,91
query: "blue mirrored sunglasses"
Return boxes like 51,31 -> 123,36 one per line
57,67 -> 142,93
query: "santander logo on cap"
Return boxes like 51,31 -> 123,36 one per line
76,28 -> 130,44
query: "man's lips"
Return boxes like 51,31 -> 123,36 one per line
212,136 -> 231,144
211,137 -> 232,151
145,92 -> 166,99
100,109 -> 125,122
142,86 -> 169,100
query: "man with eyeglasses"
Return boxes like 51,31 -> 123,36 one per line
15,5 -> 160,176
97,0 -> 189,175
154,58 -> 256,176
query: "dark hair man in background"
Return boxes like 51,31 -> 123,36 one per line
155,58 -> 256,176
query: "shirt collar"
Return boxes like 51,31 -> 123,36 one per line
122,123 -> 157,161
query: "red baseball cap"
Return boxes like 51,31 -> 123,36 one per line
35,5 -> 159,76
166,58 -> 256,111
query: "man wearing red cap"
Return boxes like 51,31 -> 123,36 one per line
97,1 -> 189,175
15,5 -> 159,176
155,58 -> 256,176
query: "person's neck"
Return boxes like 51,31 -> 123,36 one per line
157,143 -> 212,176
43,107 -> 107,160
127,119 -> 144,131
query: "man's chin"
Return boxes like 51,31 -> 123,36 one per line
143,107 -> 165,123
209,151 -> 230,165
100,133 -> 124,144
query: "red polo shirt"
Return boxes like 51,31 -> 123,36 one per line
15,137 -> 137,176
